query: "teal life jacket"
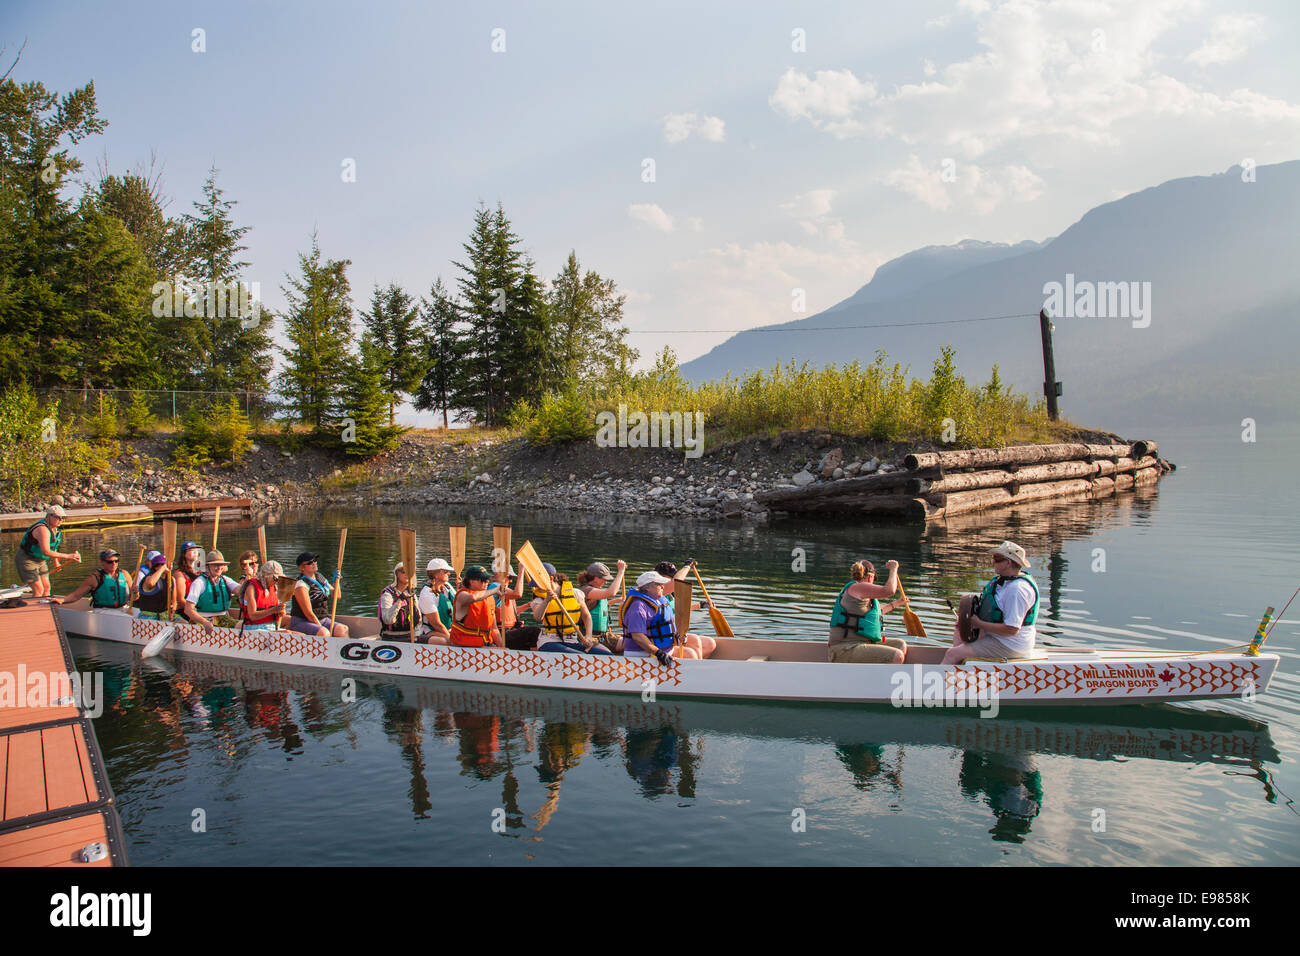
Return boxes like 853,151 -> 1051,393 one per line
90,568 -> 131,609
19,519 -> 61,560
980,573 -> 1039,626
587,590 -> 610,633
830,582 -> 882,642
193,574 -> 233,614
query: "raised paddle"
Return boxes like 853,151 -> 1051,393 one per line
449,524 -> 466,581
515,540 -> 582,637
690,563 -> 734,637
162,519 -> 177,621
327,528 -> 347,634
257,526 -> 267,565
674,577 -> 693,645
211,505 -> 221,552
896,579 -> 928,638
492,525 -> 512,579
400,527 -> 418,642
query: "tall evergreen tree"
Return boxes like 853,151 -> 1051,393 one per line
359,282 -> 423,424
415,276 -> 464,429
278,235 -> 353,430
0,76 -> 106,386
338,338 -> 405,456
181,167 -> 272,393
547,250 -> 637,384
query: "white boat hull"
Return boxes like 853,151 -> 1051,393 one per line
55,604 -> 1279,708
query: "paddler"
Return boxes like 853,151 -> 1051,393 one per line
54,549 -> 132,611
449,565 -> 504,647
378,562 -> 423,640
289,552 -> 350,637
135,551 -> 171,619
241,560 -> 286,630
417,557 -> 454,644
528,562 -> 607,654
490,562 -> 537,649
943,541 -> 1039,665
183,550 -> 242,632
828,559 -> 907,663
619,570 -> 693,663
15,504 -> 81,597
656,560 -> 716,658
171,541 -> 203,614
577,560 -> 627,652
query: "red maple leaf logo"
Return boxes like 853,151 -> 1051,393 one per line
1158,668 -> 1175,683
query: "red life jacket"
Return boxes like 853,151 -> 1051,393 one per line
243,578 -> 282,626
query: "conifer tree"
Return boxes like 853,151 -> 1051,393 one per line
359,282 -> 423,424
547,250 -> 637,385
415,276 -> 464,429
278,235 -> 353,431
338,338 -> 406,455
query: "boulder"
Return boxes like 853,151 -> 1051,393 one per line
820,448 -> 844,477
792,470 -> 816,487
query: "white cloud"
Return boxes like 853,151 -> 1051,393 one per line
662,112 -> 726,143
1187,14 -> 1265,66
922,58 -> 937,77
768,68 -> 877,138
925,16 -> 951,29
628,203 -> 674,232
686,216 -> 704,232
882,155 -> 1044,213
769,2 -> 1300,159
780,188 -> 835,218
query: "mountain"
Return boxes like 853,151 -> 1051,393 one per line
679,162 -> 1300,427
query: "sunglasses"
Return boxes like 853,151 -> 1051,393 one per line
242,560 -> 257,567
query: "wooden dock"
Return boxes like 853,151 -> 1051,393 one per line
0,603 -> 128,867
1,497 -> 252,532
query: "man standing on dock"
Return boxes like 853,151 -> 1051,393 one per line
14,505 -> 81,597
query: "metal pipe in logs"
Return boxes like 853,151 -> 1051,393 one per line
1040,308 -> 1060,421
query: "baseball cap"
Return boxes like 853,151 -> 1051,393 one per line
637,570 -> 671,588
296,552 -> 319,566
46,504 -> 67,518
426,558 -> 453,572
586,562 -> 612,579
150,553 -> 169,567
99,549 -> 120,561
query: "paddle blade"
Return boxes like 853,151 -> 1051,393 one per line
515,540 -> 551,593
275,576 -> 297,604
492,525 -> 512,578
450,524 -> 466,577
141,625 -> 177,659
257,526 -> 267,564
675,579 -> 693,636
162,520 -> 177,566
902,607 -> 928,638
212,505 -> 221,551
335,527 -> 348,573
400,528 -> 418,582
708,606 -> 734,637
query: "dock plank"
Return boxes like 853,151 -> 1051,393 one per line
42,725 -> 90,812
0,813 -> 113,866
4,731 -> 47,820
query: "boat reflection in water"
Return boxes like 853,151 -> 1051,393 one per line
77,636 -> 1280,849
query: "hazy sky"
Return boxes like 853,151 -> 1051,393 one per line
8,0 -> 1300,405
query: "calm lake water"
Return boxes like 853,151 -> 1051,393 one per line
15,423 -> 1300,865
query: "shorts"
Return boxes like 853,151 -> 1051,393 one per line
963,633 -> 1032,660
290,616 -> 334,634
828,638 -> 906,663
14,551 -> 49,584
136,610 -> 168,620
538,640 -> 612,655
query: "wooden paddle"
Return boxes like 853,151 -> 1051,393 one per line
400,527 -> 418,642
211,505 -> 221,552
515,540 -> 582,636
449,524 -> 466,581
257,526 -> 267,564
896,579 -> 927,637
674,578 -> 693,645
162,519 -> 177,620
690,564 -> 734,637
492,525 -> 512,579
327,528 -> 347,633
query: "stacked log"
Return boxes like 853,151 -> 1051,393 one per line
757,440 -> 1172,520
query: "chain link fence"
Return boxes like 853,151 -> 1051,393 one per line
34,387 -> 281,428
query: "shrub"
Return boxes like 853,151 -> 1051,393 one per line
123,390 -> 155,438
0,385 -> 115,507
524,388 -> 595,445
85,393 -> 120,440
174,397 -> 253,467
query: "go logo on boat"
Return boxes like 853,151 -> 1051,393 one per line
339,642 -> 403,666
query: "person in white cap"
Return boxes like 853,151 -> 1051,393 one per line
417,558 -> 454,644
619,569 -> 699,664
14,504 -> 81,597
943,541 -> 1041,664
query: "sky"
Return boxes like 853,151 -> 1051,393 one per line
6,0 -> 1300,422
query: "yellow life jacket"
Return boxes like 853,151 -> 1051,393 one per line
542,581 -> 583,636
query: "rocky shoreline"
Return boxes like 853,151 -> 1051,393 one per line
19,425 -> 1131,523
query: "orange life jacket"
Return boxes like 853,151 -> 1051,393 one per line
450,589 -> 497,646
